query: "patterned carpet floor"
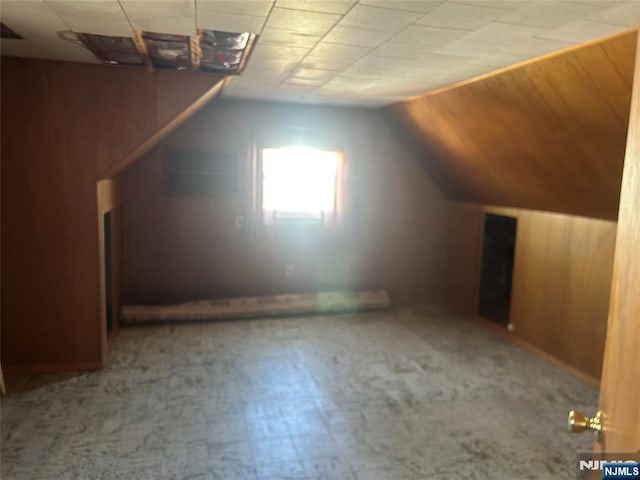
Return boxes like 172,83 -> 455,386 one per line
1,306 -> 598,479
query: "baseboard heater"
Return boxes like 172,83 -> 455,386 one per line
121,290 -> 390,325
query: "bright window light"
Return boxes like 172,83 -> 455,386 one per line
262,146 -> 340,220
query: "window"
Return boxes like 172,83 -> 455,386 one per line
261,146 -> 343,224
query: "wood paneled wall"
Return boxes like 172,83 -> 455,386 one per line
385,30 -> 637,220
118,99 -> 450,306
1,57 -> 223,371
446,203 -> 616,380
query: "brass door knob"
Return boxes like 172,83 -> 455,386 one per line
568,410 -> 603,436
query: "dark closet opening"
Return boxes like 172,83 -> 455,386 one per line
104,211 -> 113,334
478,214 -> 517,326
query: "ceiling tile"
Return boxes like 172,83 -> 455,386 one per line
0,0 -> 634,107
264,7 -> 340,35
302,43 -> 369,70
323,25 -> 393,47
498,1 -> 604,28
195,1 -> 274,17
46,1 -> 134,36
252,43 -> 310,61
452,0 -> 531,9
339,5 -> 422,32
587,1 -> 640,28
358,0 -> 443,13
121,1 -> 195,35
1,1 -> 70,37
292,67 -> 338,81
372,41 -> 439,59
539,19 -> 627,43
559,0 -> 628,8
460,22 -> 549,45
197,10 -> 266,33
417,2 -> 513,30
258,28 -> 320,48
242,60 -> 298,79
285,76 -> 327,87
390,25 -> 470,46
275,0 -> 355,14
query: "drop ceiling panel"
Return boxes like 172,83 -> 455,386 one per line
195,0 -> 274,17
417,2 -> 513,30
322,25 -> 393,47
264,7 -> 340,35
259,28 -> 320,48
275,0 -> 355,14
46,0 -> 133,36
121,0 -> 196,35
587,1 -> 640,27
339,5 -> 421,31
0,0 -> 636,106
358,1 -> 443,14
196,10 -> 266,34
498,1 -> 605,28
540,19 -> 631,43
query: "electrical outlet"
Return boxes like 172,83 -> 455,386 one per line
235,216 -> 244,229
285,265 -> 294,278
507,323 -> 515,332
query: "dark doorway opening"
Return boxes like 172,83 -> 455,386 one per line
478,214 -> 517,326
104,211 -> 113,334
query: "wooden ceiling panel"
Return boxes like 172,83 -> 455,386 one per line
385,30 -> 637,220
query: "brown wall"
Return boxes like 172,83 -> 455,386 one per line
119,99 -> 450,306
446,203 -> 616,380
1,57 -> 221,370
386,30 -> 637,220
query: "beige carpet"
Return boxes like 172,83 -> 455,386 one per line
1,306 -> 597,479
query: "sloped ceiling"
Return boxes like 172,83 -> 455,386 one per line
384,29 -> 637,220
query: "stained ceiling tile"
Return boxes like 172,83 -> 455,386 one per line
417,2 -> 513,31
499,1 -> 604,28
264,7 -> 340,35
195,1 -> 274,17
339,5 -> 421,32
196,10 -> 266,33
275,0 -> 355,14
